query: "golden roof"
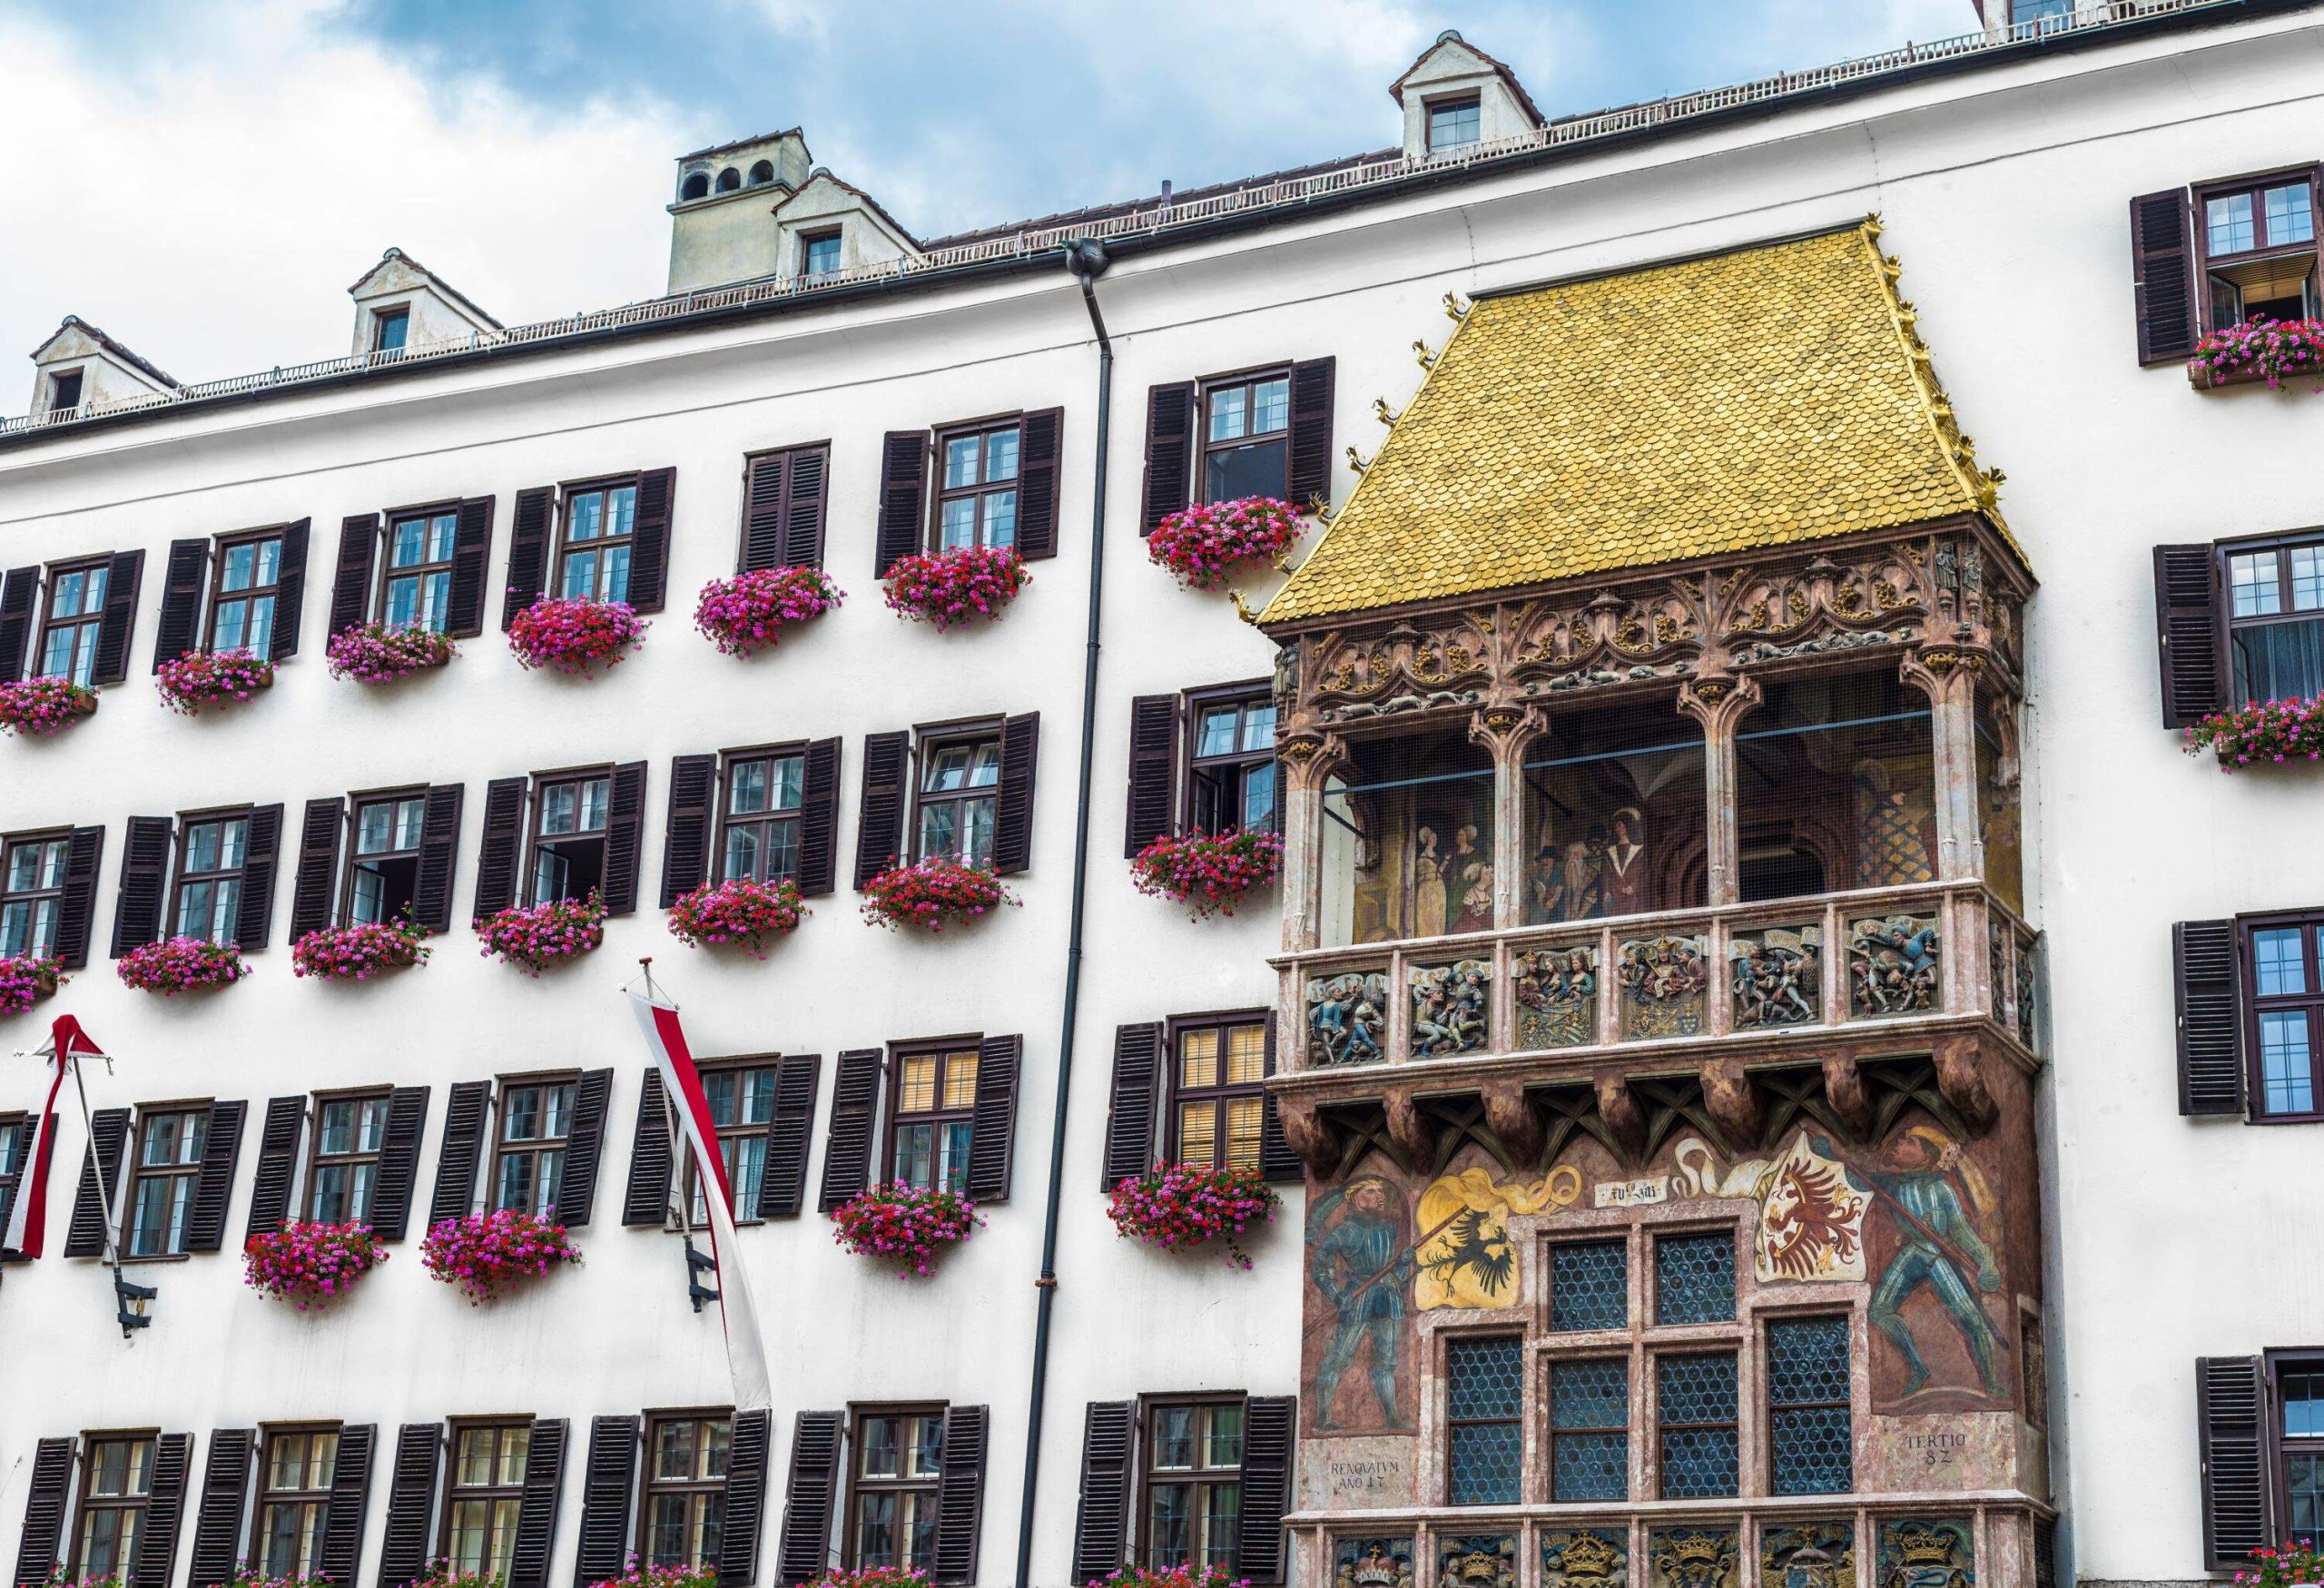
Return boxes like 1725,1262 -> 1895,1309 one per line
1260,221 -> 2014,626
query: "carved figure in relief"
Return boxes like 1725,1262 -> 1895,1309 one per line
1600,807 -> 1648,916
1413,826 -> 1447,938
1436,1536 -> 1517,1588
1514,947 -> 1597,1048
1541,1531 -> 1628,1588
1410,961 -> 1489,1058
1761,1524 -> 1855,1588
1854,759 -> 1937,887
1309,1179 -> 1413,1431
1620,935 -> 1707,1037
1861,1129 -> 2004,1398
1877,1520 -> 1974,1588
1335,1538 -> 1416,1588
1649,1529 -> 1738,1588
1307,972 -> 1388,1067
1849,916 -> 1941,1014
1731,928 -> 1819,1028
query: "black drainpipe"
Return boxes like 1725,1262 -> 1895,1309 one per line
1016,236 -> 1114,1588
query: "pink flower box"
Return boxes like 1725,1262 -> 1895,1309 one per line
2190,317 -> 2324,390
1108,1161 -> 1280,1269
830,1183 -> 981,1277
420,1208 -> 581,1304
859,857 -> 1019,932
694,567 -> 845,657
582,1563 -> 716,1588
0,676 -> 99,738
475,894 -> 606,975
242,1220 -> 389,1309
291,916 -> 430,981
411,1565 -> 511,1588
881,546 -> 1029,630
1129,828 -> 1285,919
1147,496 -> 1305,590
2184,694 -> 2324,769
507,597 -> 645,676
156,649 -> 274,715
326,622 -> 457,685
1089,1567 -> 1251,1588
0,955 -> 64,1018
668,877 -> 807,957
804,1572 -> 933,1588
117,936 -> 248,995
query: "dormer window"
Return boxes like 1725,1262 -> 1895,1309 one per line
371,306 -> 409,353
1426,94 -> 1481,152
802,230 -> 842,279
47,369 -> 84,410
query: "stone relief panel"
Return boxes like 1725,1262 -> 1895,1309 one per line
1541,1530 -> 1630,1588
1876,1519 -> 1975,1588
1648,1528 -> 1738,1588
1849,914 -> 1940,1017
1334,1536 -> 1416,1588
1761,1523 -> 1856,1588
1408,959 -> 1491,1058
1729,924 -> 1821,1029
1307,969 -> 1390,1067
1619,934 -> 1708,1039
1513,945 -> 1599,1049
1435,1536 -> 1517,1588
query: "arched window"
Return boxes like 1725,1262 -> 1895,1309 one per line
716,167 -> 742,192
680,172 -> 710,202
749,160 -> 775,186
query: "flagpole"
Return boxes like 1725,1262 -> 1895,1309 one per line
64,1035 -> 149,1338
637,959 -> 717,1312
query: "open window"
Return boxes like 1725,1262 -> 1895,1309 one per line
2198,171 -> 2322,328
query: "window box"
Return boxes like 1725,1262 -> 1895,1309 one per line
1146,497 -> 1305,591
241,1219 -> 388,1310
806,1570 -> 935,1588
116,935 -> 249,995
2183,694 -> 2324,768
694,567 -> 844,657
506,597 -> 645,676
0,954 -> 64,1017
474,894 -> 606,975
0,676 -> 98,738
880,547 -> 1029,631
858,857 -> 1018,932
290,915 -> 431,981
667,876 -> 807,958
828,1182 -> 981,1277
1129,828 -> 1285,919
419,1208 -> 581,1304
154,648 -> 274,715
324,621 -> 457,686
1106,1160 -> 1278,1269
2188,318 -> 2324,390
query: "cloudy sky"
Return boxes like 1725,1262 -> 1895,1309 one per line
1,0 -> 1970,396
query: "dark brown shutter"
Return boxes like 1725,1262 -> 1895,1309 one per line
742,449 -> 790,574
797,737 -> 842,898
1068,1403 -> 1133,1584
270,518 -> 311,662
622,1068 -> 675,1227
626,468 -> 677,614
369,1087 -> 430,1242
507,1417 -> 568,1588
234,803 -> 286,952
2,1119 -> 56,1257
502,486 -> 556,630
186,1429 -> 255,1588
329,514 -> 382,640
874,431 -> 931,577
853,731 -> 910,888
2199,1356 -> 2271,1569
817,1050 -> 884,1211
470,777 -> 529,921
993,712 -> 1040,876
111,814 -> 173,957
773,1411 -> 843,1586
554,1068 -> 615,1227
1124,695 -> 1180,856
2175,919 -> 2246,1116
183,1099 -> 249,1253
54,824 -> 104,970
2154,544 -> 2228,729
153,538 -> 210,669
374,1424 -> 443,1588
413,784 -> 465,935
2132,189 -> 2198,366
1139,382 -> 1195,536
1015,408 -> 1065,561
0,567 -> 37,684
428,1080 -> 491,1226
660,754 -> 718,908
602,761 -> 649,915
744,449 -> 831,573
130,1432 -> 194,1588
1257,1013 -> 1301,1184
317,1424 -> 376,1585
90,549 -> 145,686
759,1053 -> 822,1219
1099,1024 -> 1161,1190
964,1034 -> 1020,1205
932,1405 -> 988,1586
244,1094 -> 308,1240
1287,357 -> 1336,508
572,1417 -> 639,1588
11,1436 -> 73,1587
1235,1396 -> 1295,1583
290,796 -> 348,941
782,448 -> 829,569
716,1408 -> 773,1588
445,498 -> 497,638
64,1107 -> 130,1258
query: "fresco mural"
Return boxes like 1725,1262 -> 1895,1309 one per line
1671,1132 -> 1868,1281
1860,1128 -> 2006,1408
1307,1178 -> 1415,1433
1761,1524 -> 1856,1588
1541,1530 -> 1629,1588
1436,1536 -> 1517,1588
1413,1165 -> 1581,1309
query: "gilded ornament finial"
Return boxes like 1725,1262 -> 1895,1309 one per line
1412,340 -> 1436,369
1373,397 -> 1398,426
1443,291 -> 1470,321
1307,492 -> 1334,524
1229,591 -> 1261,626
1345,445 -> 1368,475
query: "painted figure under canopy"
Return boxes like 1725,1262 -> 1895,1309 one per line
1310,1177 -> 1413,1431
1599,806 -> 1647,915
1450,823 -> 1492,933
1414,825 -> 1447,938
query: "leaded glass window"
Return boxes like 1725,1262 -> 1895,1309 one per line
1656,1352 -> 1738,1499
1444,1336 -> 1522,1505
1549,1358 -> 1627,1501
1550,1239 -> 1627,1332
1654,1230 -> 1735,1326
1767,1317 -> 1853,1494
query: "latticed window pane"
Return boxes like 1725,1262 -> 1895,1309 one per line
1445,1336 -> 1523,1505
1768,1313 -> 1856,1494
1656,1353 -> 1738,1499
1654,1230 -> 1735,1325
1550,1239 -> 1628,1332
1549,1358 -> 1628,1501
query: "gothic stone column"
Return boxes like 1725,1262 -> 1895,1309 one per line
1901,649 -> 1984,882
1471,703 -> 1547,932
1677,676 -> 1764,908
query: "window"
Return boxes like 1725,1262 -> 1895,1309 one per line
2225,537 -> 2324,707
444,1422 -> 530,1581
933,421 -> 1020,552
1168,1017 -> 1266,1173
1426,94 -> 1482,152
915,731 -> 1000,866
889,1046 -> 977,1194
125,1107 -> 208,1258
0,1113 -> 26,1238
372,307 -> 410,352
1444,1336 -> 1522,1504
2246,914 -> 2324,1119
748,160 -> 774,187
379,508 -> 458,632
644,1415 -> 730,1570
1654,1230 -> 1736,1327
721,750 -> 806,884
35,561 -> 109,686
49,369 -> 84,410
1548,1359 -> 1627,1501
257,1429 -> 339,1578
689,1061 -> 777,1223
492,1077 -> 576,1217
2281,1358 -> 2324,1531
681,172 -> 711,202
172,813 -> 250,944
2014,0 -> 2073,27
847,1408 -> 942,1572
206,531 -> 285,656
73,1435 -> 155,1579
1,831 -> 70,961
307,1093 -> 389,1224
530,771 -> 612,904
556,480 -> 640,605
346,791 -> 428,925
716,167 -> 741,192
2199,170 -> 2320,328
802,231 -> 842,278
1187,689 -> 1278,836
1549,1238 -> 1628,1332
1766,1316 -> 1853,1495
1143,1400 -> 1241,1570
1656,1352 -> 1739,1499
1200,371 -> 1291,503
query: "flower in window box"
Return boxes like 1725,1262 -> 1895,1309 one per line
225,1570 -> 336,1588
506,597 -> 646,676
829,1182 -> 982,1277
1088,1567 -> 1252,1588
582,1560 -> 717,1588
39,1573 -> 129,1588
2236,1539 -> 2324,1588
858,856 -> 1019,932
474,893 -> 606,975
2190,317 -> 2324,390
693,567 -> 845,657
2184,694 -> 2324,769
667,876 -> 808,958
0,956 -> 65,1018
290,914 -> 431,981
419,1208 -> 582,1305
0,676 -> 100,738
154,648 -> 275,715
241,1220 -> 389,1310
410,1563 -> 509,1588
325,622 -> 458,686
880,546 -> 1029,631
804,1572 -> 935,1588
1107,1161 -> 1280,1270
1129,827 -> 1285,919
1147,496 -> 1306,591
116,935 -> 250,995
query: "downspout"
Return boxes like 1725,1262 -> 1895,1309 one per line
1017,236 -> 1114,1588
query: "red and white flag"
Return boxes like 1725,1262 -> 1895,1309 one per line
627,991 -> 773,1411
5,1015 -> 105,1259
